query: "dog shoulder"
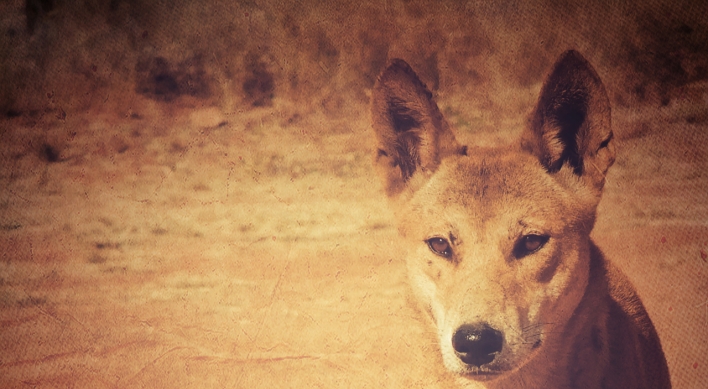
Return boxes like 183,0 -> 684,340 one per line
596,246 -> 672,388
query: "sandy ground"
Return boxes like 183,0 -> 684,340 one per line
1,89 -> 707,388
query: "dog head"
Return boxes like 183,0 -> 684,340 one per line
371,51 -> 614,381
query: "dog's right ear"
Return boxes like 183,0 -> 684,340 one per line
371,59 -> 465,197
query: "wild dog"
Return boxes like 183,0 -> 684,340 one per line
370,51 -> 671,388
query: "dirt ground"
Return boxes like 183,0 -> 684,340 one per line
1,1 -> 708,388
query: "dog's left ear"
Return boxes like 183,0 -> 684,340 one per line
523,50 -> 615,194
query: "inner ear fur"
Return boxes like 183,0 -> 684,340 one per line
523,50 -> 615,193
371,59 -> 464,197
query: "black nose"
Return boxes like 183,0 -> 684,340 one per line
452,323 -> 503,367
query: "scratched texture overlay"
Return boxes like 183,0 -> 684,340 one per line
0,0 -> 706,388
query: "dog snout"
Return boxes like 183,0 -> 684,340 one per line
452,323 -> 503,367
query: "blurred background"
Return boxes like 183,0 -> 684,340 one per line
2,0 -> 707,121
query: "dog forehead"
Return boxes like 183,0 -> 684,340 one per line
411,151 -> 567,221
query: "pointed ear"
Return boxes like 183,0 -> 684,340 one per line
371,59 -> 465,197
523,50 -> 615,194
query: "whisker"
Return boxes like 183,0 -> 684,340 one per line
521,322 -> 555,330
521,330 -> 563,340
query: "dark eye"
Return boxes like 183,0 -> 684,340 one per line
513,234 -> 549,259
427,237 -> 452,258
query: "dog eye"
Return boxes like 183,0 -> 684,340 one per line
513,234 -> 549,259
427,237 -> 452,258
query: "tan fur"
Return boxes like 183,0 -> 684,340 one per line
371,51 -> 670,388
